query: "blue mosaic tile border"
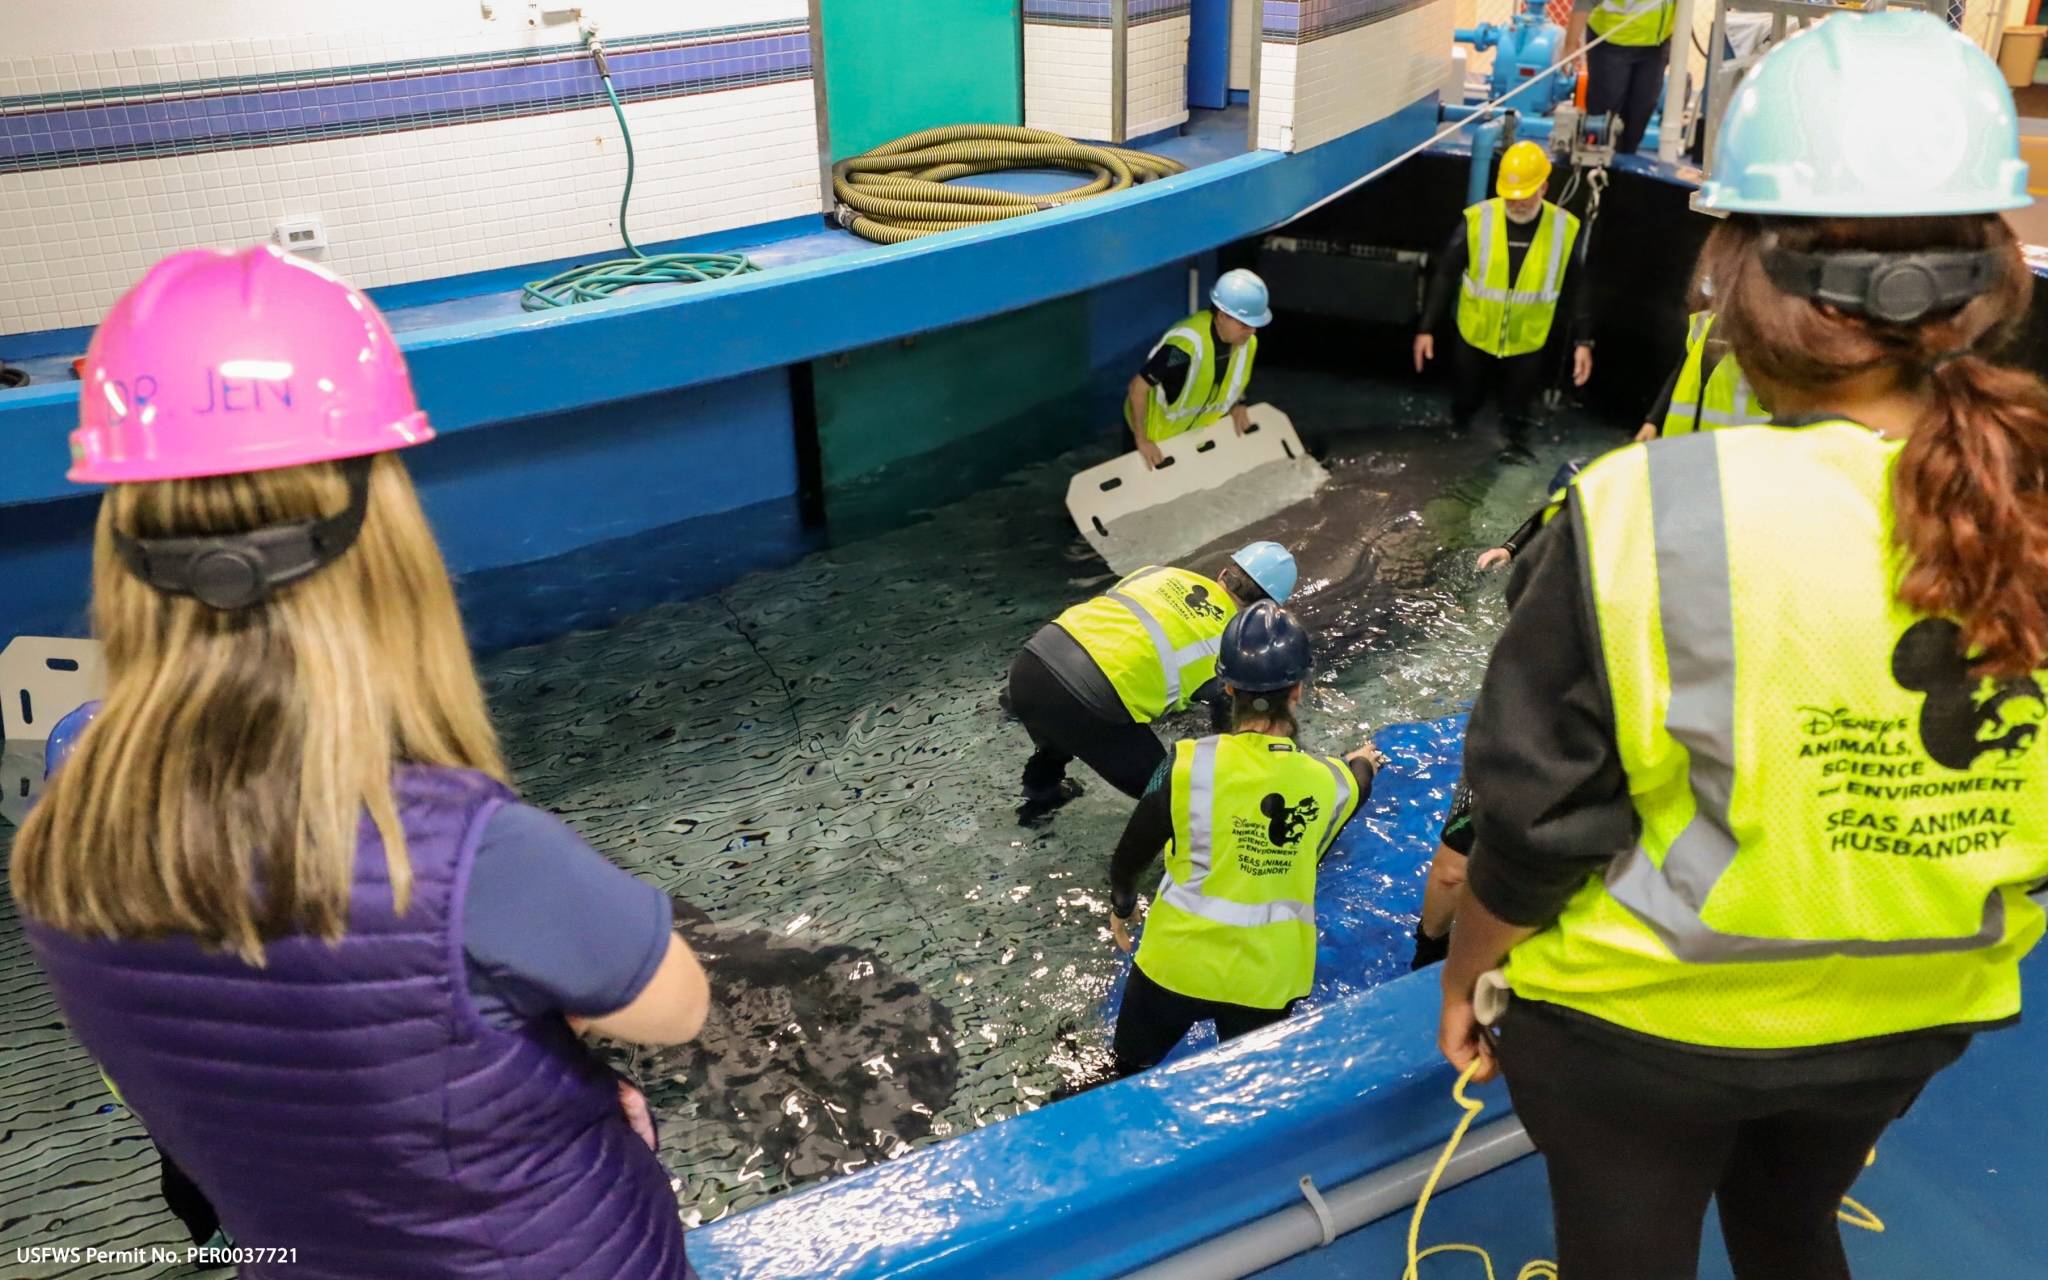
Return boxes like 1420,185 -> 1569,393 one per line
1262,0 -> 1439,42
0,23 -> 810,175
1022,0 -> 1193,29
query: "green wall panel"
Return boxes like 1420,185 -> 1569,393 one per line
820,0 -> 1022,160
814,295 -> 1092,490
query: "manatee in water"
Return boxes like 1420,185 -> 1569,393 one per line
619,897 -> 959,1186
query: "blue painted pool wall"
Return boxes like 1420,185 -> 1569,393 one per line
0,370 -> 803,648
691,968 -> 1504,1280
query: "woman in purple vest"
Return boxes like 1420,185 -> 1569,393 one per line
12,246 -> 707,1279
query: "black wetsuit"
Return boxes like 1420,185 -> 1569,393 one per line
1462,504 -> 1975,1280
1108,749 -> 1375,1075
1008,624 -> 1225,800
1420,216 -> 1595,450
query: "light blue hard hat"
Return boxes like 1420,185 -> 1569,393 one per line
1230,540 -> 1297,603
1698,11 -> 2030,218
1211,269 -> 1272,328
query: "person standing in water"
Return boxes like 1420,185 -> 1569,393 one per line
1008,541 -> 1297,807
14,246 -> 708,1280
1415,142 -> 1594,461
1634,306 -> 1772,441
1413,459 -> 1583,970
1125,269 -> 1271,469
1106,602 -> 1381,1075
1439,17 -> 2048,1278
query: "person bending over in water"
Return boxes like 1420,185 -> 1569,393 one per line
14,246 -> 708,1280
1106,602 -> 1381,1075
1415,459 -> 1583,969
1008,541 -> 1297,811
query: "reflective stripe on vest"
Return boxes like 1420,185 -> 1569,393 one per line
1057,566 -> 1238,722
1135,311 -> 1261,443
1588,0 -> 1675,46
1106,576 -> 1227,712
1664,313 -> 1771,436
1457,200 -> 1581,359
1137,734 -> 1360,1008
1506,425 -> 2048,1049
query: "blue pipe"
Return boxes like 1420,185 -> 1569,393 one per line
1439,106 -> 1662,153
1467,116 -> 1504,206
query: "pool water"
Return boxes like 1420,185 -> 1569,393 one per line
0,368 -> 1619,1271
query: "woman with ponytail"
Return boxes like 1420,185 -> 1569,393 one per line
1105,601 -> 1383,1077
1435,14 -> 2048,1279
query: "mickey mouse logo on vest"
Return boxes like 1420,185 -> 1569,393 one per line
1891,619 -> 2046,771
1182,583 -> 1227,622
1259,793 -> 1321,846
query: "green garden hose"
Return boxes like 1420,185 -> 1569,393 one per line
522,42 -> 758,310
832,125 -> 1187,245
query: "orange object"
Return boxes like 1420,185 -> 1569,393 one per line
1575,68 -> 1588,108
71,357 -> 86,379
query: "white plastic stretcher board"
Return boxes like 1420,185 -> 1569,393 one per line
1066,403 -> 1328,572
0,635 -> 106,743
0,740 -> 44,829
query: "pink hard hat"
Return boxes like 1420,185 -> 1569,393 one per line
69,245 -> 433,485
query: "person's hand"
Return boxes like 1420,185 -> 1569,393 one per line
1111,907 -> 1140,953
1137,437 -> 1166,470
1476,546 -> 1512,572
1231,404 -> 1252,436
618,1079 -> 657,1149
1413,333 -> 1435,373
1634,421 -> 1659,443
1346,741 -> 1387,774
1572,344 -> 1594,388
1438,983 -> 1498,1083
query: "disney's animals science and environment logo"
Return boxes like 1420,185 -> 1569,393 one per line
1259,793 -> 1320,847
1891,618 -> 2044,771
1181,581 -> 1227,623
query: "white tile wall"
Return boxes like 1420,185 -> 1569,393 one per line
1025,24 -> 1114,140
1257,0 -> 1456,152
1127,17 -> 1192,138
1231,0 -> 1258,90
1,81 -> 822,334
0,6 -> 821,334
1024,16 -> 1189,143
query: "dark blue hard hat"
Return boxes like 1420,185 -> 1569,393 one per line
1549,458 -> 1587,495
43,700 -> 102,780
1218,600 -> 1312,693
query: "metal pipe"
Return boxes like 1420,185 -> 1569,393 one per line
1246,1 -> 1265,150
1657,0 -> 1698,161
805,0 -> 833,213
1119,1118 -> 1536,1280
1468,115 -> 1505,206
1111,0 -> 1130,144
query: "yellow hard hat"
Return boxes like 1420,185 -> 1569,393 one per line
1497,141 -> 1553,201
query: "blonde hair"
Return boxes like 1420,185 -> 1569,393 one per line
10,453 -> 507,963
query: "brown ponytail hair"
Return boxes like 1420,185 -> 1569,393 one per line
1699,214 -> 2048,678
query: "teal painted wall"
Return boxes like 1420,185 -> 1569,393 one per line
820,0 -> 1022,160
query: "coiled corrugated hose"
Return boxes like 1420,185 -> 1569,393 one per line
832,125 -> 1187,245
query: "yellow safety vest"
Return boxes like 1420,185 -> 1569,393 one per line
1137,733 -> 1362,1009
1457,199 -> 1583,359
1508,423 -> 2048,1049
1055,566 -> 1238,722
1588,0 -> 1676,47
1662,312 -> 1770,437
1127,310 -> 1259,443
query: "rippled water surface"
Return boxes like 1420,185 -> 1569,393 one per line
0,369 -> 1619,1271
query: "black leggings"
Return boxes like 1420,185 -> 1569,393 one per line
158,1146 -> 220,1244
1497,1004 -> 1951,1280
1112,964 -> 1292,1076
1450,341 -> 1548,448
1007,650 -> 1165,799
1584,40 -> 1668,156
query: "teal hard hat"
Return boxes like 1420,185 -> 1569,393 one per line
1698,11 -> 2029,218
1230,540 -> 1297,603
1212,269 -> 1273,328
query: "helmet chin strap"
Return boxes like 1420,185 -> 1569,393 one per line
1760,242 -> 2004,325
112,457 -> 374,611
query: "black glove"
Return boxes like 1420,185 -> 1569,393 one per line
1410,921 -> 1450,971
1112,885 -> 1137,919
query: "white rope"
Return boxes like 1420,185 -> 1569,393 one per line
1274,26 -> 1629,229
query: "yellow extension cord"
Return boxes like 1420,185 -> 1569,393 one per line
829,124 -> 1187,244
1404,1061 -> 1884,1279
